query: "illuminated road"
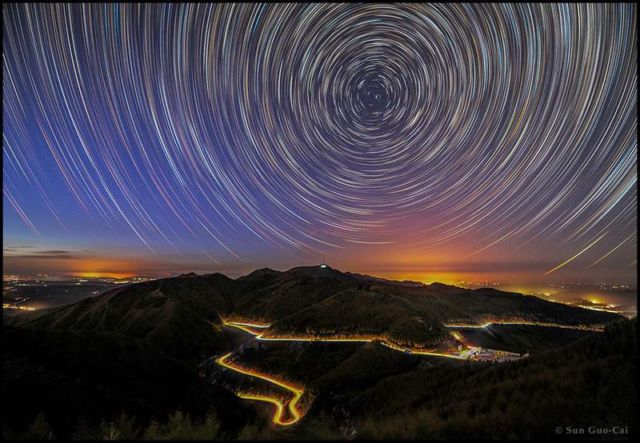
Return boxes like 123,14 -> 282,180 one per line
443,320 -> 605,332
215,352 -> 304,426
215,317 -> 604,427
222,319 -> 469,360
2,304 -> 36,311
215,318 -> 536,427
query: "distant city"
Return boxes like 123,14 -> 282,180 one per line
2,274 -> 153,312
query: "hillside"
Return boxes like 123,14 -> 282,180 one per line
228,318 -> 637,439
6,318 -> 634,439
2,266 -> 632,439
7,274 -> 236,364
8,266 -> 622,359
2,325 -> 255,440
350,318 -> 637,439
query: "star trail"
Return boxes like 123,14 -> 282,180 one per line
2,3 -> 637,283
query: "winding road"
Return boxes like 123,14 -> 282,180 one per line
216,317 -> 597,426
215,352 -> 304,426
222,319 -> 470,359
213,319 -> 475,426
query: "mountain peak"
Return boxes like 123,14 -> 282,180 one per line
286,265 -> 348,277
178,272 -> 199,278
237,267 -> 282,281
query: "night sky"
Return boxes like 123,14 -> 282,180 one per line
3,3 -> 637,285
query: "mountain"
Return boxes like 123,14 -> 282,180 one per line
9,266 -> 622,359
323,318 -> 638,439
7,272 -> 245,363
3,325 -> 254,440
3,266 -> 629,439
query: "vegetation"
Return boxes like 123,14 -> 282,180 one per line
3,267 -> 633,439
2,326 -> 252,440
7,319 -> 633,439
349,319 -> 637,439
8,266 -> 621,360
5,409 -> 226,440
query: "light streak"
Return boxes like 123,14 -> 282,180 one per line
2,304 -> 37,311
589,233 -> 635,268
544,234 -> 607,275
443,320 -> 605,332
215,352 -> 304,426
217,318 -> 533,425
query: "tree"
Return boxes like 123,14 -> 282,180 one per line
142,409 -> 220,440
20,412 -> 52,440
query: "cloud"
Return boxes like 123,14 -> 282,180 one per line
34,250 -> 75,255
3,249 -> 79,260
2,245 -> 35,252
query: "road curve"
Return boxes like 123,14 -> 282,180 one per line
215,318 -> 536,426
222,319 -> 468,359
215,352 -> 304,426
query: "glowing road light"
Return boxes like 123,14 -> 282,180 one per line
215,353 -> 304,426
217,319 -> 534,425
221,319 -> 271,335
442,320 -> 605,332
222,318 -> 270,328
222,319 -> 471,359
2,304 -> 36,311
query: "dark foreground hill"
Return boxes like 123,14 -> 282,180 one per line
2,326 -> 254,440
3,266 -> 631,439
4,317 -> 636,439
285,318 -> 637,440
355,318 -> 637,439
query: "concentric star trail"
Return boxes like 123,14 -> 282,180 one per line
2,3 -> 636,277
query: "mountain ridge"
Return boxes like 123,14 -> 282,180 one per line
8,265 -> 623,362
3,265 -> 632,439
